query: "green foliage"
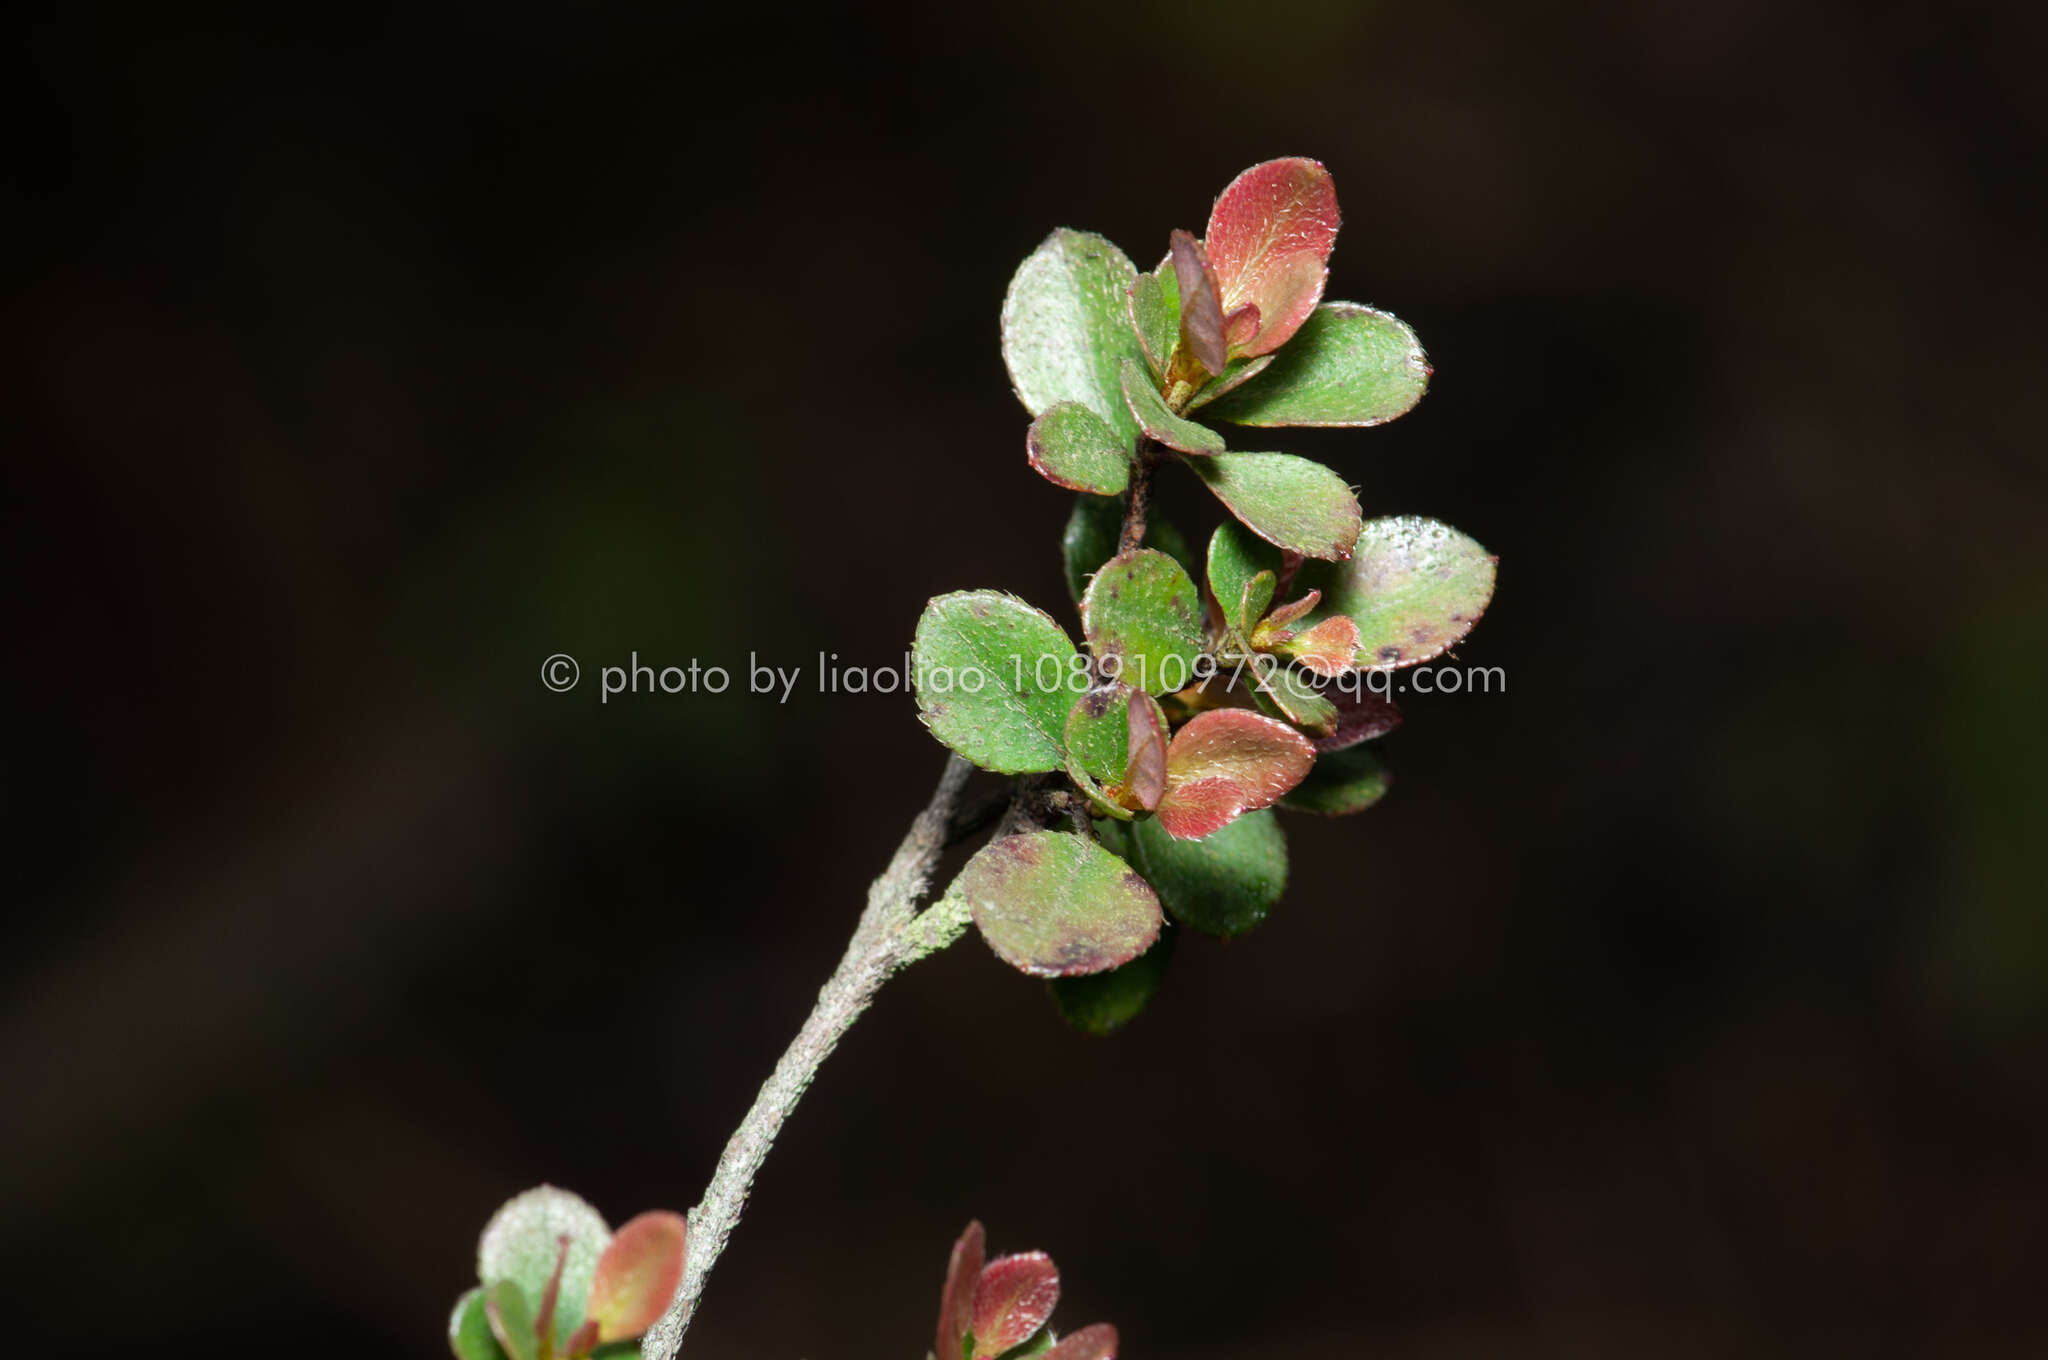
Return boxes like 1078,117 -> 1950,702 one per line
1188,451 -> 1362,560
959,831 -> 1163,976
1297,515 -> 1497,667
1002,230 -> 1146,452
1049,928 -> 1175,1034
1281,745 -> 1391,815
1120,358 -> 1226,455
1080,549 -> 1205,695
1206,522 -> 1282,634
452,1189 -> 684,1360
913,592 -> 1082,773
1100,811 -> 1288,938
1026,402 -> 1130,495
1206,303 -> 1429,427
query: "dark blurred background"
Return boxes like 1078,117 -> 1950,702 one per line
8,3 -> 2046,1355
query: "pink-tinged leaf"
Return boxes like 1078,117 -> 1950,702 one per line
1123,690 -> 1169,811
1223,304 -> 1261,350
1170,229 -> 1227,375
1155,709 -> 1315,840
1204,157 -> 1339,356
964,832 -> 1163,976
584,1211 -> 686,1342
1313,686 -> 1403,753
1260,589 -> 1320,631
1281,616 -> 1360,677
973,1253 -> 1061,1357
534,1235 -> 570,1345
938,1221 -> 986,1360
564,1319 -> 599,1359
1044,1323 -> 1120,1360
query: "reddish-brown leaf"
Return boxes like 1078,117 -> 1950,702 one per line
1154,709 -> 1315,840
585,1211 -> 686,1342
937,1221 -> 986,1360
1282,616 -> 1360,677
1204,158 -> 1339,357
1122,689 -> 1169,811
1314,686 -> 1403,752
1170,229 -> 1227,375
1044,1323 -> 1120,1360
972,1252 -> 1061,1357
1260,588 -> 1321,631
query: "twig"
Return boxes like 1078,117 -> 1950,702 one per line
642,754 -> 975,1358
1117,440 -> 1158,554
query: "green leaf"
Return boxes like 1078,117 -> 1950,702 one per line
1101,810 -> 1287,937
1127,263 -> 1180,380
1183,353 -> 1275,411
1207,522 -> 1282,633
1204,303 -> 1429,427
1002,229 -> 1145,451
1080,549 -> 1205,695
450,1289 -> 509,1360
1049,926 -> 1174,1035
913,592 -> 1081,773
1297,516 -> 1496,667
1119,358 -> 1226,456
961,831 -> 1163,976
478,1186 -> 610,1351
484,1280 -> 540,1360
1064,683 -> 1169,816
1251,662 -> 1339,735
1025,402 -> 1130,495
1059,497 -> 1199,606
1281,745 -> 1391,815
1186,451 -> 1361,561
585,1211 -> 687,1344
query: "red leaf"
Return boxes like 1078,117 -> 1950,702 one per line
1314,686 -> 1403,752
1260,588 -> 1321,631
1155,709 -> 1315,840
972,1252 -> 1061,1357
535,1235 -> 570,1343
564,1320 -> 600,1358
585,1211 -> 687,1342
937,1221 -> 986,1360
1223,303 -> 1261,351
1205,158 -> 1339,357
1122,692 -> 1168,811
1282,616 -> 1360,677
1044,1323 -> 1120,1360
1169,229 -> 1227,375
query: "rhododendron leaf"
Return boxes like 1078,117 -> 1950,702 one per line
1314,685 -> 1402,751
962,831 -> 1163,976
483,1281 -> 539,1360
1002,230 -> 1145,450
449,1288 -> 507,1360
1060,497 -> 1197,605
1155,709 -> 1315,839
1281,745 -> 1391,816
913,592 -> 1080,774
1081,549 -> 1204,696
972,1253 -> 1061,1358
1120,359 -> 1226,456
1049,926 -> 1174,1036
1027,403 -> 1130,496
1104,810 -> 1287,937
585,1212 -> 686,1343
1188,452 -> 1361,561
1251,663 -> 1338,736
1204,157 -> 1339,356
1184,353 -> 1275,411
1206,522 -> 1282,633
1043,1323 -> 1121,1360
1297,516 -> 1496,667
1169,229 -> 1227,375
938,1222 -> 986,1360
1127,265 -> 1180,380
1279,616 -> 1360,677
478,1187 -> 609,1351
1205,303 -> 1429,427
